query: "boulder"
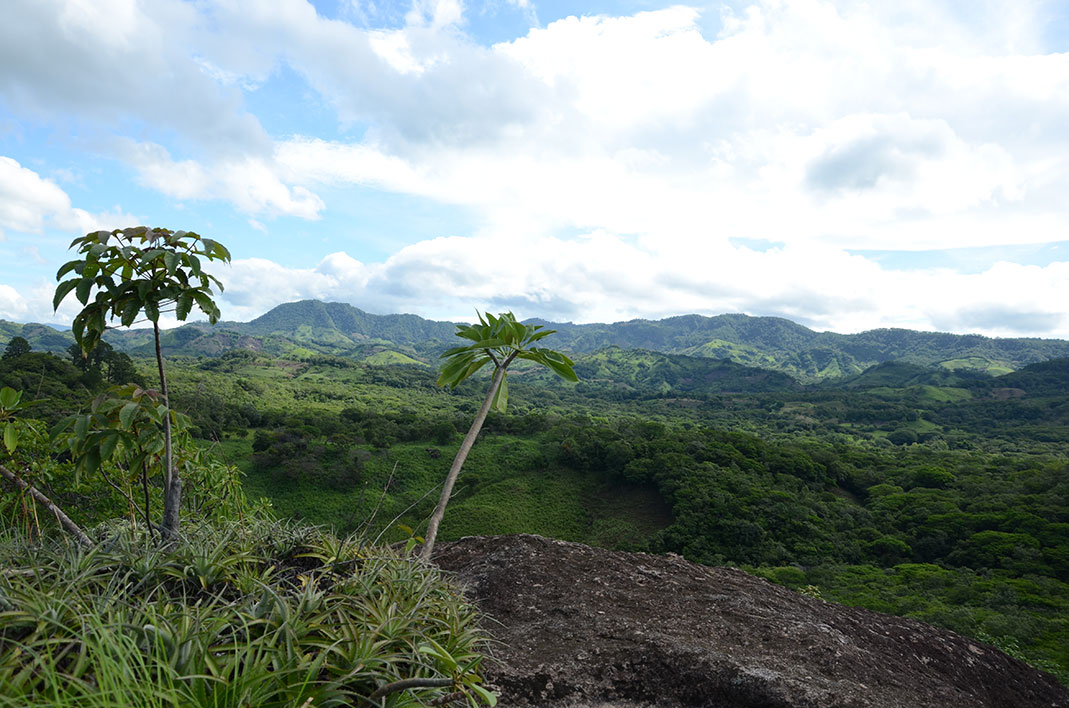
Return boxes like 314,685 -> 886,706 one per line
434,534 -> 1069,708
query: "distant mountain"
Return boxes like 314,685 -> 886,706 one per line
4,300 -> 1069,382
0,321 -> 74,353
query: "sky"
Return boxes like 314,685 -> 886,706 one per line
1,0 -> 1068,338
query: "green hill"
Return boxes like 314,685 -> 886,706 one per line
5,301 -> 1069,383
568,346 -> 802,396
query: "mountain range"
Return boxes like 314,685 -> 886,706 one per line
4,299 -> 1069,383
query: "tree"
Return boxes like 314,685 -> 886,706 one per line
2,337 -> 30,359
420,312 -> 577,561
54,227 -> 230,541
67,340 -> 140,384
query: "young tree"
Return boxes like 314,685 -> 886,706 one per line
420,312 -> 577,561
54,227 -> 230,540
2,337 -> 30,359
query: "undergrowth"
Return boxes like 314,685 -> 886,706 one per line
0,518 -> 493,707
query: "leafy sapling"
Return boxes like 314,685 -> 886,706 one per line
54,227 -> 230,541
420,312 -> 577,561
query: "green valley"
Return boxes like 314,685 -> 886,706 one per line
2,304 -> 1068,685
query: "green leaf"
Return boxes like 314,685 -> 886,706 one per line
49,417 -> 74,441
84,448 -> 101,476
175,291 -> 194,321
56,260 -> 83,280
119,402 -> 140,429
120,298 -> 142,327
75,277 -> 94,305
164,251 -> 179,276
74,415 -> 89,441
470,684 -> 498,707
144,299 -> 160,323
99,431 -> 119,461
3,423 -> 17,454
0,387 -> 19,409
53,279 -> 79,310
491,374 -> 508,414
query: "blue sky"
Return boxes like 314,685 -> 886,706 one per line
1,0 -> 1068,338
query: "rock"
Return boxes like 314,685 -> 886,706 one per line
433,534 -> 1069,708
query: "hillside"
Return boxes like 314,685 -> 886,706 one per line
4,300 -> 1069,382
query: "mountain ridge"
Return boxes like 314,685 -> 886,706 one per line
4,299 -> 1069,382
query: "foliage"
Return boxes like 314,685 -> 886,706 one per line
0,518 -> 494,707
54,227 -> 230,354
1,387 -> 31,454
2,337 -> 30,359
54,226 -> 231,541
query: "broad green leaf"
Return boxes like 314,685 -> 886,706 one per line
74,278 -> 93,305
144,299 -> 159,322
119,402 -> 140,429
3,423 -> 16,454
56,260 -> 82,280
491,374 -> 508,413
163,251 -> 179,276
54,279 -> 79,310
99,431 -> 119,461
0,387 -> 19,408
121,298 -> 141,327
74,414 -> 89,441
175,291 -> 194,321
84,447 -> 101,476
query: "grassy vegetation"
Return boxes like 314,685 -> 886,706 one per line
0,518 -> 492,707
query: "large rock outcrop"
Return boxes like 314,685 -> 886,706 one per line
434,534 -> 1069,708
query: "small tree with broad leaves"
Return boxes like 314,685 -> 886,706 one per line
420,312 -> 577,561
54,227 -> 230,541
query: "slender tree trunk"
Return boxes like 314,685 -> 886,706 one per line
0,463 -> 93,548
154,323 -> 180,541
420,365 -> 506,562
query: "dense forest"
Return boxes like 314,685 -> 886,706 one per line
2,310 -> 1067,685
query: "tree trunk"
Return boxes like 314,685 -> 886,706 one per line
154,323 -> 180,542
0,463 -> 93,548
420,365 -> 505,562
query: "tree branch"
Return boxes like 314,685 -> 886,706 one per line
368,677 -> 453,701
0,463 -> 93,548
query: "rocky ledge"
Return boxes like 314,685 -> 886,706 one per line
434,534 -> 1069,708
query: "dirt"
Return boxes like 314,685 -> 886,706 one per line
434,534 -> 1069,708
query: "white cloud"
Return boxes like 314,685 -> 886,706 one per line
0,156 -> 136,237
3,0 -> 1069,339
0,284 -> 29,321
212,233 -> 1069,339
119,141 -> 325,219
264,2 -> 1069,252
0,0 -> 270,155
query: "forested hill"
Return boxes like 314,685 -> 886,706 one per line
4,299 -> 1069,382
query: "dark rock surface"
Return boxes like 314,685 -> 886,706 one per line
434,534 -> 1069,708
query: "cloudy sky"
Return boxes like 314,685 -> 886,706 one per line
1,0 -> 1068,338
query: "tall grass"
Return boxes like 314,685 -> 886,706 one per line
0,519 -> 492,707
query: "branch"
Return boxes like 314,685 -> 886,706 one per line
368,677 -> 453,701
98,464 -> 157,535
0,463 -> 93,548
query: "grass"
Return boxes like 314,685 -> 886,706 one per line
0,518 -> 493,708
